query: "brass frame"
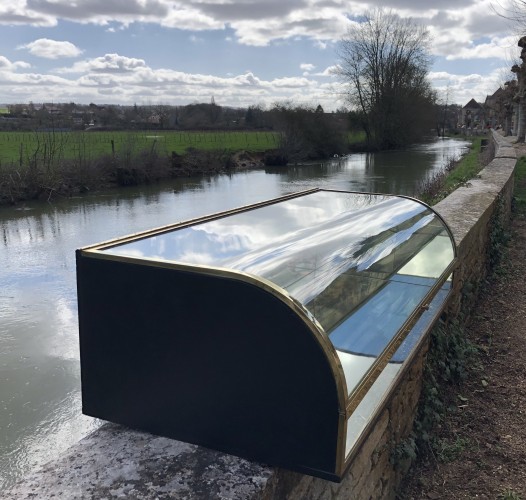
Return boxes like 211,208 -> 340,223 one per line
78,188 -> 457,479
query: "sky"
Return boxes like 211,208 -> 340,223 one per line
0,0 -> 522,110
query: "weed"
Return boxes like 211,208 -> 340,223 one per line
391,436 -> 417,464
488,194 -> 511,270
434,436 -> 471,463
513,156 -> 526,214
500,489 -> 522,500
403,319 -> 478,463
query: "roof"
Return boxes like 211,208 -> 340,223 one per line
463,98 -> 483,109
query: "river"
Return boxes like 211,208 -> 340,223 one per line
0,137 -> 470,489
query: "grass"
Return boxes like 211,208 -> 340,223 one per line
0,128 -> 367,165
348,130 -> 366,143
417,136 -> 487,205
513,155 -> 526,211
0,130 -> 282,164
434,436 -> 471,463
442,137 -> 484,193
0,126 -> 368,205
500,489 -> 522,500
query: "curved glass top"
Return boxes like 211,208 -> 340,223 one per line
99,190 -> 455,378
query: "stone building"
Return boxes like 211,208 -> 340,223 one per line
461,98 -> 484,130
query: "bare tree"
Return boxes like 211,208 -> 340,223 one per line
493,0 -> 526,32
337,9 -> 435,150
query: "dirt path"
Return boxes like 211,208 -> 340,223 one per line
399,146 -> 526,499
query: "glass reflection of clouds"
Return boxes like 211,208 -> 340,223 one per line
105,192 -> 430,279
103,190 -> 454,363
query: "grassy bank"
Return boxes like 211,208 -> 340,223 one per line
0,128 -> 368,206
0,130 -> 282,205
417,137 -> 490,205
513,155 -> 526,209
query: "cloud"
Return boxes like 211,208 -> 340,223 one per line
190,0 -> 308,21
57,53 -> 148,73
429,66 -> 510,105
359,0 -> 477,9
300,63 -> 316,72
189,35 -> 205,44
0,1 -> 516,109
0,1 -> 352,46
39,53 -> 332,108
270,76 -> 313,88
25,0 -> 169,22
18,39 -> 83,59
0,55 -> 31,70
445,36 -> 519,61
0,1 -> 56,26
0,0 -> 515,60
315,65 -> 339,77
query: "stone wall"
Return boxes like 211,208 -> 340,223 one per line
4,131 -> 517,500
435,132 -> 516,318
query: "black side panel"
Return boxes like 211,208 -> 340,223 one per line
76,254 -> 341,479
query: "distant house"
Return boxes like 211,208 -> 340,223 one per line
462,98 -> 484,128
43,104 -> 61,115
484,88 -> 506,127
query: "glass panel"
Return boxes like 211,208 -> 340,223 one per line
336,350 -> 376,395
101,192 -> 430,284
328,274 -> 433,356
391,282 -> 451,363
101,189 -> 453,344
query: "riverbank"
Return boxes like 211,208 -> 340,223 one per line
399,142 -> 526,499
0,130 -> 475,207
418,136 -> 492,204
0,146 -> 267,206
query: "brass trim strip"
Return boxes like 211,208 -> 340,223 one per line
335,404 -> 348,475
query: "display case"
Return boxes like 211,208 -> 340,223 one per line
76,188 -> 456,481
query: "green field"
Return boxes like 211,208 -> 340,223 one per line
0,130 -> 281,164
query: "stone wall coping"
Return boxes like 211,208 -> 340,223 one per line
434,131 -> 515,248
2,423 -> 277,500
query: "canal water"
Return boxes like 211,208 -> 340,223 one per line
0,137 -> 469,489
